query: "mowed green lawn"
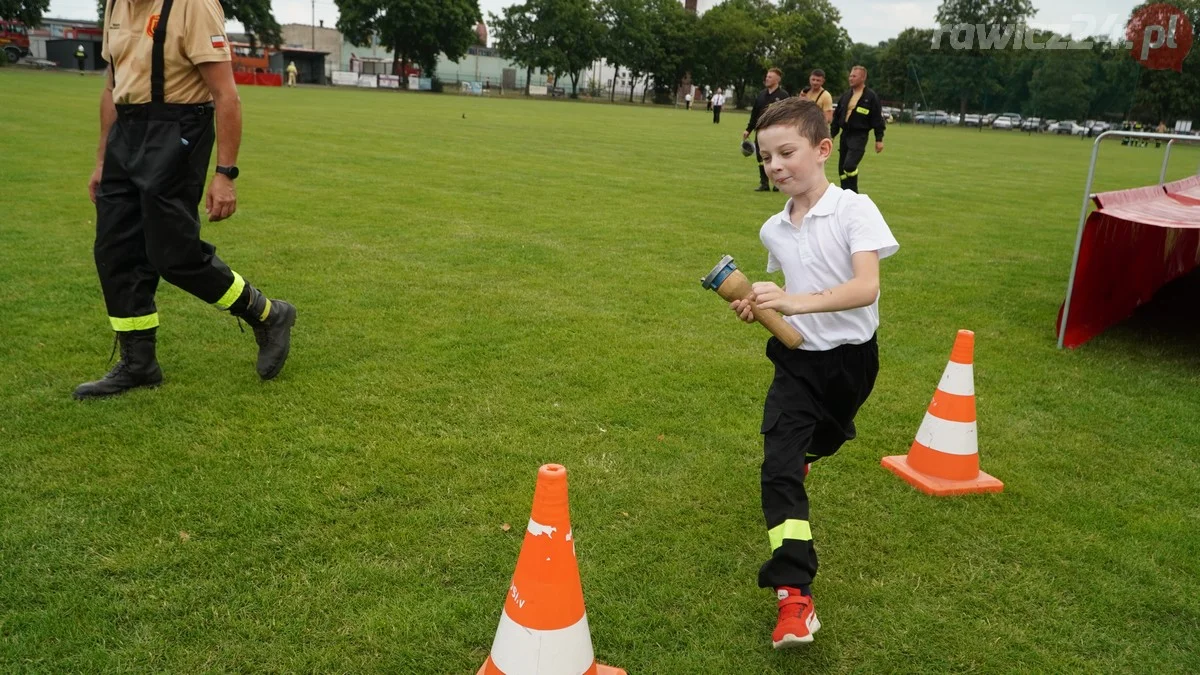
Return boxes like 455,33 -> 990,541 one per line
2,68 -> 1198,673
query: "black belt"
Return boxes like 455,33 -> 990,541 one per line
116,102 -> 213,121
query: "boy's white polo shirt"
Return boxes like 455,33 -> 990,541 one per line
759,183 -> 899,351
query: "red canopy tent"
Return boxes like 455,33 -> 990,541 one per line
1056,132 -> 1200,349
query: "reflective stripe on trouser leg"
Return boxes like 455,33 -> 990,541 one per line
838,134 -> 866,192
94,121 -> 161,328
759,403 -> 818,588
213,271 -> 246,310
109,313 -> 160,331
768,519 -> 812,550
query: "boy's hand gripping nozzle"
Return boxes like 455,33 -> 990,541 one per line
702,255 -> 805,349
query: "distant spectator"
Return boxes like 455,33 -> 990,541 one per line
799,69 -> 833,124
712,90 -> 726,124
744,67 -> 790,191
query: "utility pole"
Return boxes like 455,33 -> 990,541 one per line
311,0 -> 316,48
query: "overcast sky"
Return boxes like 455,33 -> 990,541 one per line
51,0 -> 1143,46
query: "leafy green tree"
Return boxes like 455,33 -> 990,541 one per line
491,2 -> 551,95
645,0 -> 697,104
536,0 -> 604,97
876,28 -> 935,108
3,0 -> 49,27
598,0 -> 653,101
337,0 -> 480,85
95,0 -> 281,47
695,0 -> 768,107
931,0 -> 1036,114
1127,0 -> 1200,123
1028,41 -> 1094,120
769,0 -> 850,95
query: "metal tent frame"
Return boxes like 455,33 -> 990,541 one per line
1057,130 -> 1200,349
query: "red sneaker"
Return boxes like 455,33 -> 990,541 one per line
772,587 -> 820,648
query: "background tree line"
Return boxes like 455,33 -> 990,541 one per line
491,0 -> 1198,120
8,0 -> 1195,121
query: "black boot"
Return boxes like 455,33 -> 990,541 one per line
73,329 -> 163,400
235,286 -> 296,381
757,165 -> 771,191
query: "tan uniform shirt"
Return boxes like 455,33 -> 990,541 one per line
844,88 -> 863,123
101,0 -> 231,105
804,88 -> 833,116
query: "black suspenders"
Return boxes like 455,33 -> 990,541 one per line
150,0 -> 176,107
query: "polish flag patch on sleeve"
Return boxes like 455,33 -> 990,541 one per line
211,34 -> 226,48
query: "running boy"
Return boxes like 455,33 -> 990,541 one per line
729,97 -> 899,648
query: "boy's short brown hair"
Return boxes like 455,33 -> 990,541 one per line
767,67 -> 783,78
755,97 -> 831,146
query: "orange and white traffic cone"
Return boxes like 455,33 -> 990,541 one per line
881,330 -> 1004,496
479,464 -> 626,675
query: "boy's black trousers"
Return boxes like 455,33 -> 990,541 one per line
758,335 -> 879,590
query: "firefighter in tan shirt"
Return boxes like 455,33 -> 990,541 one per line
78,0 -> 297,400
800,69 -> 833,124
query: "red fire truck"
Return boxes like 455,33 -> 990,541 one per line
1,19 -> 30,63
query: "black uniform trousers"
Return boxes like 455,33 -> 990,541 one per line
754,139 -> 769,187
758,335 -> 879,590
94,103 -> 242,329
712,105 -> 722,124
837,132 -> 868,193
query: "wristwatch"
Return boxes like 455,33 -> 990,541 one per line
215,165 -> 239,180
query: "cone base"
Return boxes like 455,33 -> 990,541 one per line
478,660 -> 626,675
881,455 -> 1003,496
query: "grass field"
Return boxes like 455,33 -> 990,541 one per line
2,68 -> 1199,673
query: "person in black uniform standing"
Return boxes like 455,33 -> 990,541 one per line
830,66 -> 885,193
78,0 -> 297,400
743,67 -> 789,192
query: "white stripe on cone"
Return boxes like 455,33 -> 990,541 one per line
938,362 -> 974,397
527,518 -> 557,538
914,413 -> 978,456
488,610 -> 597,675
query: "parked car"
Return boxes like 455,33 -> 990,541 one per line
983,113 -> 998,126
1001,112 -> 1023,125
1020,117 -> 1043,131
1053,120 -> 1086,136
963,113 -> 982,127
1089,121 -> 1112,135
917,111 -> 951,125
992,116 -> 1015,129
